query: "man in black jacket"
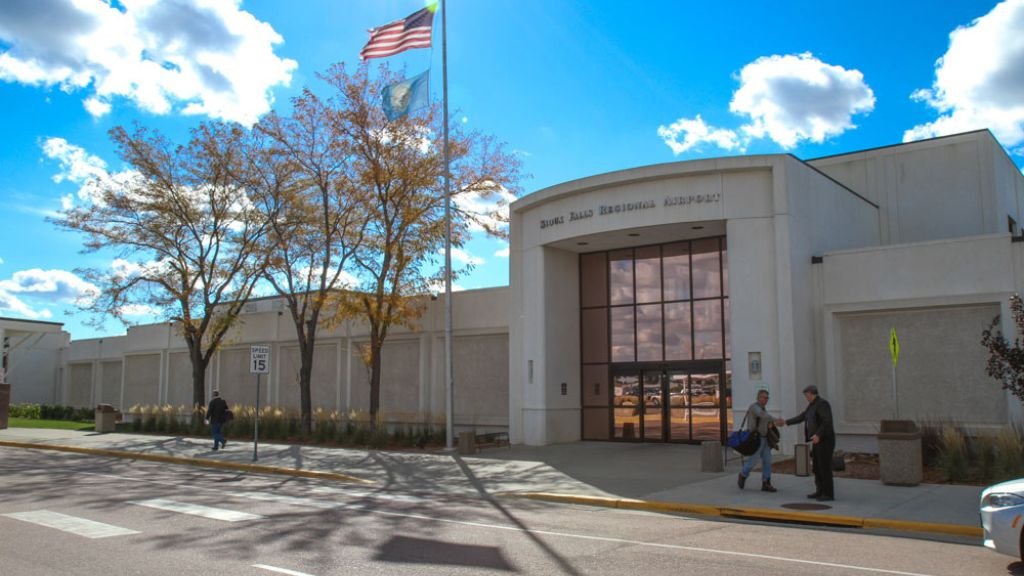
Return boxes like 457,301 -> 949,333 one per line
782,385 -> 835,501
207,391 -> 228,451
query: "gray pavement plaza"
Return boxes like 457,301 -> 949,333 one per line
0,427 -> 983,538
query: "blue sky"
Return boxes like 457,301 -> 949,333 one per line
1,0 -> 1022,340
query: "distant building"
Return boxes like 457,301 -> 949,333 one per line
27,129 -> 1024,452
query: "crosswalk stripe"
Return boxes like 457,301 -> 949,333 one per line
253,564 -> 316,576
236,491 -> 340,509
130,498 -> 263,522
309,486 -> 425,503
2,510 -> 139,539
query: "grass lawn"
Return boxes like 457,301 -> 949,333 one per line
8,418 -> 96,431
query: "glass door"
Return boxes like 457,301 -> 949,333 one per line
690,371 -> 721,441
612,363 -> 726,443
641,370 -> 664,441
612,371 -> 640,440
667,370 -> 691,442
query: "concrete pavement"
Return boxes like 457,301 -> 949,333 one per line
0,427 -> 984,540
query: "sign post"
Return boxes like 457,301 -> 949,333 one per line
250,345 -> 270,462
889,328 -> 900,419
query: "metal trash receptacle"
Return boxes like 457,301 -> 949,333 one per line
457,430 -> 476,455
794,443 -> 811,476
95,404 -> 118,433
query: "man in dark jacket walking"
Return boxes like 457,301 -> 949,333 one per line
207,391 -> 228,451
782,385 -> 835,501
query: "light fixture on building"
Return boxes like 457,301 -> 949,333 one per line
627,233 -> 640,237
577,241 -> 588,246
692,225 -> 704,230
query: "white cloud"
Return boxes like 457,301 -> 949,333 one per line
0,268 -> 100,302
453,183 -> 517,233
0,0 -> 297,125
658,53 -> 874,154
441,247 -> 485,267
42,137 -> 143,208
43,137 -> 107,185
0,289 -> 45,319
119,303 -> 161,317
494,244 -> 510,258
904,0 -> 1024,146
657,115 -> 740,155
427,280 -> 465,294
0,268 -> 97,320
730,53 -> 875,149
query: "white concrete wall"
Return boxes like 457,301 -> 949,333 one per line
782,156 -> 881,443
7,331 -> 69,405
821,233 -> 1022,446
809,131 -> 1010,246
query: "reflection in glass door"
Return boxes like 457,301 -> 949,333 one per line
612,372 -> 640,440
642,371 -> 663,441
690,372 -> 721,441
667,370 -> 690,442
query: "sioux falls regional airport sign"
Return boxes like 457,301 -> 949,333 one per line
539,193 -> 722,230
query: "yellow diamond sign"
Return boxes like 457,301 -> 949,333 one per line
889,328 -> 900,366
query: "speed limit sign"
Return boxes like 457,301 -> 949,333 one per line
250,345 -> 270,374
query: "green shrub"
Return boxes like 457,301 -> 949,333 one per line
9,403 -> 41,419
936,426 -> 969,483
352,426 -> 370,446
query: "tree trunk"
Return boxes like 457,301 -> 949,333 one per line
188,337 -> 209,424
369,333 -> 382,431
298,328 -> 315,436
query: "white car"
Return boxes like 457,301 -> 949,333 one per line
981,478 -> 1024,562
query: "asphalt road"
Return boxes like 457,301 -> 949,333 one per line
0,447 -> 1014,576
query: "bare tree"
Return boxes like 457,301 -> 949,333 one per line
51,122 -> 276,412
251,87 -> 369,435
326,64 -> 523,427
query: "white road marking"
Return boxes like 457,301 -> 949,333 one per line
236,491 -> 340,510
253,565 -> 315,576
69,470 -> 938,575
130,498 -> 263,522
2,510 -> 139,539
351,508 -> 940,576
309,486 -> 425,503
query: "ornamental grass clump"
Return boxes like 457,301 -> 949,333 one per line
936,426 -> 969,483
993,426 -> 1024,482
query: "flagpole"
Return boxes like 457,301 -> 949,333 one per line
442,0 -> 454,451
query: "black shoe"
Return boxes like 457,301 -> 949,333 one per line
816,495 -> 834,502
737,473 -> 747,490
212,446 -> 219,451
806,492 -> 820,499
761,480 -> 777,493
221,440 -> 226,448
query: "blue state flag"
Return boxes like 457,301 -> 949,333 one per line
382,70 -> 429,121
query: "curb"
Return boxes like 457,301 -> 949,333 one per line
0,440 -> 373,485
509,492 -> 982,539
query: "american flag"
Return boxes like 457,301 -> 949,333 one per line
360,7 -> 435,60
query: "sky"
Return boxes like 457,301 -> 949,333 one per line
1,0 -> 1023,341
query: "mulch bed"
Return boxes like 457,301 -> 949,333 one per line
771,452 -> 987,486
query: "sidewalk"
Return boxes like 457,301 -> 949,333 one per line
0,428 -> 983,540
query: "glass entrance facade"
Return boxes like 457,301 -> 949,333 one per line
580,237 -> 732,443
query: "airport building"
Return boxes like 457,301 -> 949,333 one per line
7,130 -> 1024,452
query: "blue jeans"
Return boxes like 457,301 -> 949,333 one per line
211,421 -> 224,449
740,436 -> 772,480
